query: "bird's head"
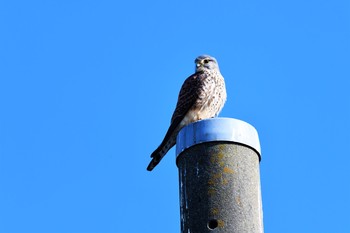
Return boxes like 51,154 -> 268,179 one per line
195,55 -> 219,72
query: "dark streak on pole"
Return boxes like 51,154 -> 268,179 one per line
176,118 -> 263,233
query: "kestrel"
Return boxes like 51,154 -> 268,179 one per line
147,55 -> 227,171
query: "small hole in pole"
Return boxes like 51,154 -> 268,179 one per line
207,219 -> 218,230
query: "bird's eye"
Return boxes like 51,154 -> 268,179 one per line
204,59 -> 209,64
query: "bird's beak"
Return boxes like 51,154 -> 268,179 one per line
196,63 -> 201,67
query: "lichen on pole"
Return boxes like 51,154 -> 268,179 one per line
176,118 -> 263,233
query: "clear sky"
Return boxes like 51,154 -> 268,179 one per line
0,1 -> 349,233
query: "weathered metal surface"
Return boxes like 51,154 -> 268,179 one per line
177,118 -> 263,233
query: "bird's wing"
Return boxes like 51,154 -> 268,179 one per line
154,71 -> 205,154
147,72 -> 205,171
171,71 -> 205,124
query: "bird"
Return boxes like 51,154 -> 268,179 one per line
147,55 -> 227,171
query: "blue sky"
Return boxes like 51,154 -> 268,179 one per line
0,1 -> 349,232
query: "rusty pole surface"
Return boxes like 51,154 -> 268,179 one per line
176,118 -> 263,233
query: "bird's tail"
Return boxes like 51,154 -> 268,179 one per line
147,137 -> 176,171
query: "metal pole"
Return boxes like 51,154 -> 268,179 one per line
176,118 -> 263,233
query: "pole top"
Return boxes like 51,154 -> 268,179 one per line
176,117 -> 261,160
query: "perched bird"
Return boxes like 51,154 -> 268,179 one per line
147,55 -> 227,171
